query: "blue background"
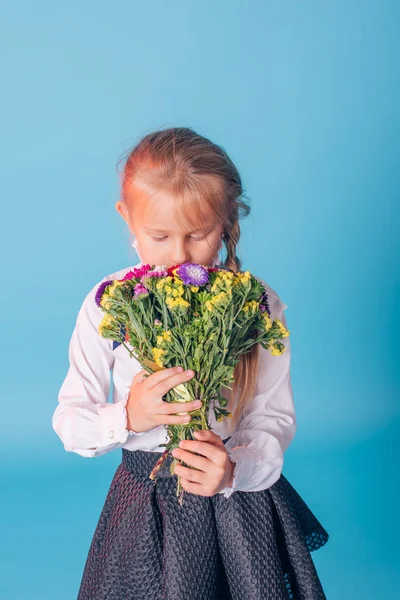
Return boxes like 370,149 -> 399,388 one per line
1,1 -> 398,598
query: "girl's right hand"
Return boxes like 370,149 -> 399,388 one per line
126,366 -> 202,433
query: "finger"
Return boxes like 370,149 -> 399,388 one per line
174,463 -> 205,484
193,429 -> 225,446
171,448 -> 210,472
153,413 -> 193,426
132,369 -> 149,383
177,439 -> 222,462
179,478 -> 205,496
153,369 -> 195,397
159,399 -> 202,415
146,366 -> 188,390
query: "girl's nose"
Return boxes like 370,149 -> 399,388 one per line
170,254 -> 191,266
170,242 -> 190,265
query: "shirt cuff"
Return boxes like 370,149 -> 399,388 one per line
218,445 -> 256,499
98,384 -> 145,445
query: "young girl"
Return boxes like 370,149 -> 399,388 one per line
53,127 -> 329,600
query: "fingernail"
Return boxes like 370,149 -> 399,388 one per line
177,366 -> 183,372
194,400 -> 202,407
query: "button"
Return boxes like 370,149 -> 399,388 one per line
108,430 -> 114,439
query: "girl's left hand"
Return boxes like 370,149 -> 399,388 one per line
171,429 -> 235,496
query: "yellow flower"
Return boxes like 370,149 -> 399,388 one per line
107,280 -> 125,296
216,411 -> 232,422
157,330 -> 172,345
270,344 -> 285,356
156,276 -> 174,291
262,313 -> 272,331
152,347 -> 166,367
98,314 -> 116,335
234,271 -> 251,286
190,286 -> 199,293
275,319 -> 290,338
205,300 -> 215,312
99,280 -> 125,309
166,296 -> 190,311
205,291 -> 230,311
157,278 -> 185,301
171,285 -> 184,298
211,271 -> 234,293
241,300 -> 259,315
213,291 -> 228,305
100,296 -> 112,310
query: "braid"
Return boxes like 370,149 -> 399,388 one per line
223,220 -> 241,273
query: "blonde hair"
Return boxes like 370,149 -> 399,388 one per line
117,126 -> 260,432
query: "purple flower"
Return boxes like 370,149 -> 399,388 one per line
176,263 -> 209,286
259,290 -> 271,316
95,280 -> 113,307
134,282 -> 149,297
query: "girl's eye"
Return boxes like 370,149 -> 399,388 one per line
151,235 -> 206,243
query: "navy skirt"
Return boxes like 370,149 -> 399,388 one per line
77,442 -> 329,600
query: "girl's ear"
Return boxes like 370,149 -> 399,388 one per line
115,199 -> 130,226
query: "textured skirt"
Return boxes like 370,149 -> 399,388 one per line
77,442 -> 329,600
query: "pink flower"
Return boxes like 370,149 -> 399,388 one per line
145,269 -> 168,279
122,264 -> 152,281
134,282 -> 149,297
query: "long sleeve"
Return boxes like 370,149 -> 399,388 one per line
52,280 -> 145,458
219,293 -> 296,499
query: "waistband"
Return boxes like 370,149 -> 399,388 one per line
122,436 -> 232,478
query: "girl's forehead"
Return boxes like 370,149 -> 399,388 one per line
128,183 -> 220,232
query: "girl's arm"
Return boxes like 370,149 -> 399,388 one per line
218,289 -> 296,498
52,279 -> 144,458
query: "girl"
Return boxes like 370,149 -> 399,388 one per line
52,127 -> 329,600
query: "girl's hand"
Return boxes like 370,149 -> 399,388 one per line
126,367 -> 202,433
171,429 -> 235,496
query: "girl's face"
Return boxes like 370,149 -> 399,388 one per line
115,183 -> 224,269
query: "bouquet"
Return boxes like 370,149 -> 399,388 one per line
95,263 -> 290,504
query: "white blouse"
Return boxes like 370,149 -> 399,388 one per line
52,262 -> 296,499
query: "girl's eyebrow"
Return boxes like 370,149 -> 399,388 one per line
144,226 -> 214,235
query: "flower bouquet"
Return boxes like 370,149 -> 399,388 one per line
95,263 -> 290,504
